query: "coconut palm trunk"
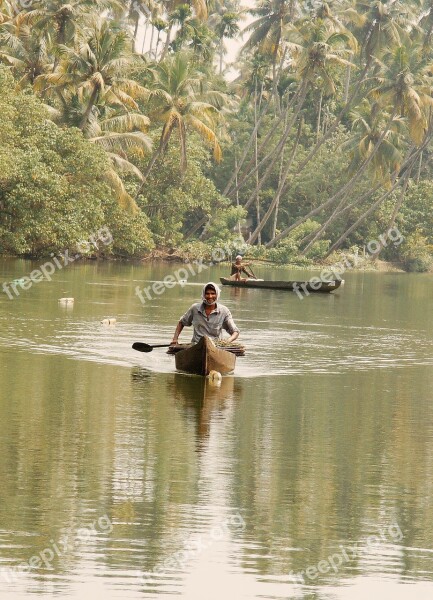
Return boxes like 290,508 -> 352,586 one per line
234,52 -> 366,202
219,37 -> 224,75
161,22 -> 173,59
343,63 -> 351,104
141,19 -> 149,53
79,86 -> 99,131
325,137 -> 433,256
299,195 -> 349,255
316,90 -> 323,142
416,150 -> 423,183
248,116 -> 302,245
242,81 -> 310,209
310,117 -> 433,255
135,129 -> 174,199
222,93 -> 274,197
326,175 -> 409,256
265,112 -> 397,249
148,21 -> 155,56
227,82 -> 307,200
272,62 -> 372,199
254,97 -> 261,244
371,173 -> 412,260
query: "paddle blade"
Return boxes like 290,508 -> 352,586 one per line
132,342 -> 153,352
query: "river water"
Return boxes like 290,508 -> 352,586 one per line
0,257 -> 432,600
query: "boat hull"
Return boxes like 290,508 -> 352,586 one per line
220,277 -> 342,293
174,336 -> 236,376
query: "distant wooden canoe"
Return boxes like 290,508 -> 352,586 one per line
220,277 -> 342,293
173,336 -> 236,376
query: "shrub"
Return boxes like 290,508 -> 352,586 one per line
400,232 -> 433,272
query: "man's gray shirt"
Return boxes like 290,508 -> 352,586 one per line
180,302 -> 239,344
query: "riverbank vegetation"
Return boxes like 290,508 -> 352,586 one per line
0,0 -> 432,271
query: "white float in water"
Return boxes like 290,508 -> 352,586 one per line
58,298 -> 74,303
101,318 -> 116,325
207,370 -> 222,385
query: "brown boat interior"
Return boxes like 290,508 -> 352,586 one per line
167,342 -> 245,356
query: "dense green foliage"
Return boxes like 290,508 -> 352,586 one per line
0,68 -> 153,257
0,0 -> 432,270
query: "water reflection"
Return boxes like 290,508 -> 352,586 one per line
168,374 -> 238,444
1,260 -> 433,599
131,369 -> 240,445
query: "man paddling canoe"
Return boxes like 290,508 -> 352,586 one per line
171,282 -> 240,346
230,255 -> 255,281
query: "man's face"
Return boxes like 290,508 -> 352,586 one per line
204,288 -> 217,304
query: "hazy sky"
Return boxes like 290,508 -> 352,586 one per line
135,4 -> 253,77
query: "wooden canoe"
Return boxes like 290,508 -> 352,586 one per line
173,336 -> 236,376
220,277 -> 342,293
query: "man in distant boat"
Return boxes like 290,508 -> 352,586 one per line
170,282 -> 240,346
230,255 -> 255,281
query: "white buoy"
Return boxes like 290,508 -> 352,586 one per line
58,297 -> 74,303
101,318 -> 116,325
207,370 -> 222,385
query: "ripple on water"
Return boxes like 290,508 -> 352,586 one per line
1,311 -> 432,376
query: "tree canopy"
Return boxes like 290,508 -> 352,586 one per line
0,0 -> 432,270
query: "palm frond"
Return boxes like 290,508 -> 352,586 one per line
104,168 -> 139,213
101,113 -> 150,133
90,131 -> 152,154
107,152 -> 145,181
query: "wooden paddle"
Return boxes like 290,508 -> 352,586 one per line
132,342 -> 173,352
248,265 -> 258,279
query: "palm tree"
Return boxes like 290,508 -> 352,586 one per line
243,0 -> 295,57
343,99 -> 405,184
160,0 -> 208,58
292,100 -> 399,249
118,0 -> 159,47
168,0 -> 208,20
417,0 -> 433,54
35,17 -> 149,131
323,135 -> 432,257
369,42 -> 433,145
89,111 -> 152,210
152,16 -> 167,59
269,101 -> 403,252
168,3 -> 194,51
0,0 -> 12,22
346,0 -> 412,63
47,97 -> 152,210
133,0 -> 161,55
0,20 -> 52,86
215,11 -> 240,74
22,0 -> 122,46
243,0 -> 297,106
235,21 -> 355,216
188,20 -> 216,62
136,51 -> 226,193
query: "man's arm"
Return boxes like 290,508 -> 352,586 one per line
223,310 -> 240,343
171,321 -> 184,344
242,267 -> 254,277
226,330 -> 239,343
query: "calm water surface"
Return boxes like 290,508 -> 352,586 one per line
0,258 -> 432,600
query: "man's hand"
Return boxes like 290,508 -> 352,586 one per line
227,332 -> 239,343
171,321 -> 184,345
